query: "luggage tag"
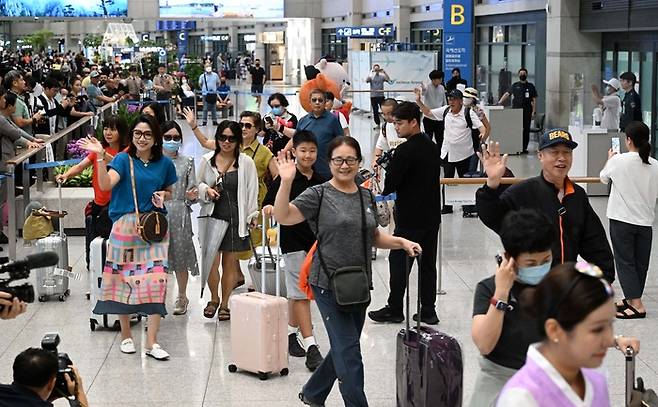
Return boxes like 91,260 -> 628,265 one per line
53,267 -> 81,280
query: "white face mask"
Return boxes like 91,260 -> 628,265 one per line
182,79 -> 187,84
205,67 -> 212,73
464,98 -> 474,106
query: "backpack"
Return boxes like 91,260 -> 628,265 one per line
440,107 -> 481,153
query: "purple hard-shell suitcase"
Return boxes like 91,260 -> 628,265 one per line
396,254 -> 463,407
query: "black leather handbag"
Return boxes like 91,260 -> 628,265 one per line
129,157 -> 168,244
316,186 -> 371,312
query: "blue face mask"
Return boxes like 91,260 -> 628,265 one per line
163,140 -> 182,153
517,260 -> 552,285
271,107 -> 283,116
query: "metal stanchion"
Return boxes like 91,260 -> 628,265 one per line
437,193 -> 446,295
7,168 -> 16,260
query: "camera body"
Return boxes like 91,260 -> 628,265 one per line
376,148 -> 396,171
41,333 -> 75,398
0,259 -> 35,310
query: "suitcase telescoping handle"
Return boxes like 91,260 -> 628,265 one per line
57,179 -> 64,237
404,253 -> 422,342
626,346 -> 635,407
260,209 -> 280,297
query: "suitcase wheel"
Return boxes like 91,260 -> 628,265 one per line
90,320 -> 97,332
258,372 -> 268,381
58,295 -> 66,302
38,296 -> 47,302
64,289 -> 70,297
86,292 -> 90,300
280,368 -> 289,376
228,364 -> 237,373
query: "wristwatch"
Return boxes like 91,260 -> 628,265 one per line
490,297 -> 514,312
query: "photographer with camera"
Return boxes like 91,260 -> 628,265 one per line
0,347 -> 89,407
368,102 -> 442,325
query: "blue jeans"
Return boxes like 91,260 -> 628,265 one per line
202,98 -> 217,123
303,286 -> 369,407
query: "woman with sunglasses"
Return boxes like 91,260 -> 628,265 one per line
273,136 -> 421,407
160,121 -> 199,316
78,114 -> 178,361
497,262 -> 640,406
197,120 -> 259,320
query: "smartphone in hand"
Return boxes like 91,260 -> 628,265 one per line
611,137 -> 620,154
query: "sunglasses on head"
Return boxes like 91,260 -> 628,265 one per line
240,122 -> 254,130
218,134 -> 238,143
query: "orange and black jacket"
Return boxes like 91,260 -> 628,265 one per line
476,172 -> 615,283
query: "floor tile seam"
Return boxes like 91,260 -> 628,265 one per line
86,332 -> 121,393
201,320 -> 219,406
442,259 -> 476,292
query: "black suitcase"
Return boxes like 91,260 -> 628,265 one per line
396,254 -> 463,407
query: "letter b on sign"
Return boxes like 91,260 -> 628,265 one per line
451,4 -> 465,25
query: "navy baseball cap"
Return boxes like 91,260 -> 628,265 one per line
538,128 -> 578,151
447,89 -> 463,99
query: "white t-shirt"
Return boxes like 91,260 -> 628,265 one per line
601,93 -> 621,130
600,151 -> 658,226
429,105 -> 483,162
375,122 -> 405,151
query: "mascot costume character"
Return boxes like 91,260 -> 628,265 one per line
300,57 -> 352,121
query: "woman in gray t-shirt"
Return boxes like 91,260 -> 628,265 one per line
273,136 -> 420,407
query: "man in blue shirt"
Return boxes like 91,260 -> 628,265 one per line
217,75 -> 233,117
198,64 -> 220,126
276,89 -> 343,179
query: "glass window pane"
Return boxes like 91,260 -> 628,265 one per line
493,25 -> 505,43
618,51 -> 629,73
603,50 -> 614,79
508,45 -> 522,72
478,45 -> 489,68
631,51 -> 641,81
524,45 -> 536,76
526,24 -> 536,43
478,26 -> 489,43
640,52 -> 652,128
509,25 -> 522,43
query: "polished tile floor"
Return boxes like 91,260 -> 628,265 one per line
1,83 -> 657,406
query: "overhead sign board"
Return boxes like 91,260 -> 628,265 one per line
336,26 -> 395,39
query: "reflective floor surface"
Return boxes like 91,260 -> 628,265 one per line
1,82 -> 656,406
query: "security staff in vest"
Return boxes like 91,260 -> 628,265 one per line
498,68 -> 537,154
475,130 -> 615,283
619,71 -> 642,131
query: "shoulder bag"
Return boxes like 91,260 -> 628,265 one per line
129,156 -> 168,244
316,186 -> 371,312
203,74 -> 218,105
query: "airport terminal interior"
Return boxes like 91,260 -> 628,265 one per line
1,0 -> 658,406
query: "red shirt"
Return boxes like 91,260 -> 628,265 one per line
87,146 -> 118,206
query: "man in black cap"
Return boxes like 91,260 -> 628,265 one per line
416,88 -> 485,213
497,68 -> 537,154
619,71 -> 642,131
476,130 -> 615,282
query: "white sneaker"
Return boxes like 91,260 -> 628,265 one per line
120,338 -> 136,354
173,297 -> 189,315
145,344 -> 170,360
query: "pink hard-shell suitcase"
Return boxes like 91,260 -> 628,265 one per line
228,212 -> 289,380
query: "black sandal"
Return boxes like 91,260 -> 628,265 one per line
616,303 -> 646,319
203,301 -> 220,319
616,299 -> 630,313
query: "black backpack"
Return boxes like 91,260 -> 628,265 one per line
440,107 -> 482,152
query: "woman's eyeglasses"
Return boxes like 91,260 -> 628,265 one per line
330,157 -> 359,166
548,262 -> 614,318
240,122 -> 254,130
218,134 -> 238,143
132,130 -> 153,140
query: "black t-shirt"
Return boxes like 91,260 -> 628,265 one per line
472,276 -> 540,370
510,81 -> 537,110
445,76 -> 467,92
263,113 -> 298,156
262,169 -> 325,253
250,67 -> 266,85
0,383 -> 53,407
620,89 -> 642,131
